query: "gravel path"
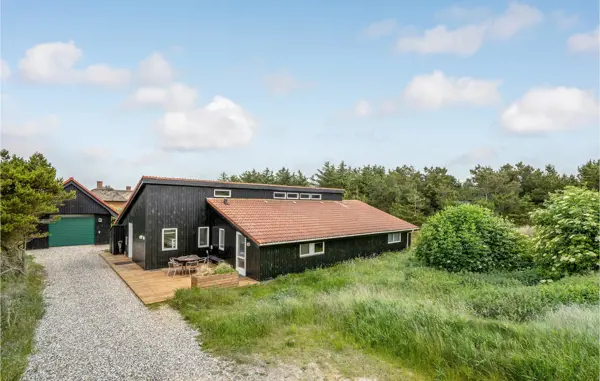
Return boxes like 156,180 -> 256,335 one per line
22,246 -> 299,381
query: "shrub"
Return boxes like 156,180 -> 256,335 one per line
530,186 -> 600,278
414,204 -> 529,272
214,262 -> 236,274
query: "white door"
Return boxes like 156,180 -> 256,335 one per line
128,223 -> 133,259
236,232 -> 246,276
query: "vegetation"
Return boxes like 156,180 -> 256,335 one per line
414,204 -> 529,272
530,186 -> 600,278
214,262 -> 236,274
219,160 -> 599,226
1,150 -> 73,275
1,258 -> 45,381
172,250 -> 599,380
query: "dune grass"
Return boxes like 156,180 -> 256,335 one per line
172,251 -> 599,380
1,258 -> 45,381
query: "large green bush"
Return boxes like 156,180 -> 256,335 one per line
530,186 -> 600,278
414,204 -> 528,272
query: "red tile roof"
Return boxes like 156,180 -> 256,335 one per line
207,198 -> 418,245
63,177 -> 119,216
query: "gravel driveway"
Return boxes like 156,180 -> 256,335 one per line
22,246 -> 295,381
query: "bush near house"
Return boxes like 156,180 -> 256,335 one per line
530,186 -> 600,278
172,250 -> 599,381
414,204 -> 529,273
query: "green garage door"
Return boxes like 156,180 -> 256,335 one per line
48,215 -> 95,247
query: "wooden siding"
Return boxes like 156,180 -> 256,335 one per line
110,225 -> 126,254
26,223 -> 49,250
60,183 -> 110,215
94,214 -> 111,245
119,188 -> 148,268
258,231 -> 410,280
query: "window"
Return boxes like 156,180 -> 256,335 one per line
300,193 -> 311,199
214,189 -> 231,198
299,241 -> 325,257
388,232 -> 401,244
162,228 -> 177,251
310,194 -> 322,200
198,227 -> 209,248
218,228 -> 225,251
286,192 -> 299,199
273,192 -> 286,199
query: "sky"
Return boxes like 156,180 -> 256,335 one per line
1,0 -> 598,189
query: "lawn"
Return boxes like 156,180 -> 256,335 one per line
0,258 -> 45,381
172,250 -> 599,381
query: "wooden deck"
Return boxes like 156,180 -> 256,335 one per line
100,253 -> 259,305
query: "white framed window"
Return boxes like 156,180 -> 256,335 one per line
310,194 -> 322,200
218,228 -> 225,251
214,189 -> 231,198
388,232 -> 401,244
162,228 -> 178,251
198,226 -> 209,248
300,193 -> 311,199
286,192 -> 299,199
273,192 -> 286,199
299,241 -> 325,257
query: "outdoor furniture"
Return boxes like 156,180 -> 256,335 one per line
208,255 -> 225,264
167,258 -> 183,276
186,260 -> 200,275
174,255 -> 202,274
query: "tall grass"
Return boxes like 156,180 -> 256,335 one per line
172,251 -> 599,380
1,259 -> 45,381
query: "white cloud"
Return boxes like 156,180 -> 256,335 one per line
18,41 -> 130,86
1,114 -> 60,137
137,53 -> 174,85
156,96 -> 257,150
435,6 -> 491,23
397,2 -> 542,56
353,100 -> 372,117
450,146 -> 497,166
550,10 -> 579,30
567,27 -> 600,53
1,59 -> 11,80
124,83 -> 198,111
403,71 -> 501,109
263,71 -> 314,95
363,19 -> 398,38
486,2 -> 543,40
501,87 -> 599,133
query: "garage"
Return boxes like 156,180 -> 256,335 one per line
48,215 -> 95,247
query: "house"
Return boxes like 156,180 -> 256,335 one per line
111,176 -> 418,280
91,181 -> 133,211
27,178 -> 118,249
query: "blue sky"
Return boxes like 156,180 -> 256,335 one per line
1,0 -> 598,189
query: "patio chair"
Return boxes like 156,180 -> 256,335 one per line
186,260 -> 200,276
167,258 -> 183,276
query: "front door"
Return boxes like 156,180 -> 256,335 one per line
127,223 -> 133,259
236,232 -> 246,276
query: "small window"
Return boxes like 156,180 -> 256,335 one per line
299,241 -> 325,257
218,228 -> 225,251
388,232 -> 401,244
214,189 -> 231,198
286,193 -> 299,199
300,193 -> 311,199
274,192 -> 286,199
198,227 -> 209,248
310,194 -> 322,200
162,228 -> 178,251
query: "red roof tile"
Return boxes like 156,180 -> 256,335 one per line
207,198 -> 418,245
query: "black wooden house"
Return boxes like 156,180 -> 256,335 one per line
111,176 -> 418,280
27,178 -> 118,249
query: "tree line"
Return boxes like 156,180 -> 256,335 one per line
218,159 -> 600,226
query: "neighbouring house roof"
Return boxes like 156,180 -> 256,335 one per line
115,175 -> 344,224
91,188 -> 133,202
63,178 -> 119,216
207,198 -> 419,246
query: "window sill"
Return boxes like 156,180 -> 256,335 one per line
299,252 -> 324,258
162,248 -> 178,251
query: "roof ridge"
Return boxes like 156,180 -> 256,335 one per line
141,175 -> 344,191
64,178 -> 119,216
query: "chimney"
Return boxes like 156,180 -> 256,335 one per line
126,186 -> 131,191
96,181 -> 103,189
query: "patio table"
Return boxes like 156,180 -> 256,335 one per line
174,255 -> 202,274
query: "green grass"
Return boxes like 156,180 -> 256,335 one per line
172,251 -> 599,380
0,258 -> 46,381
